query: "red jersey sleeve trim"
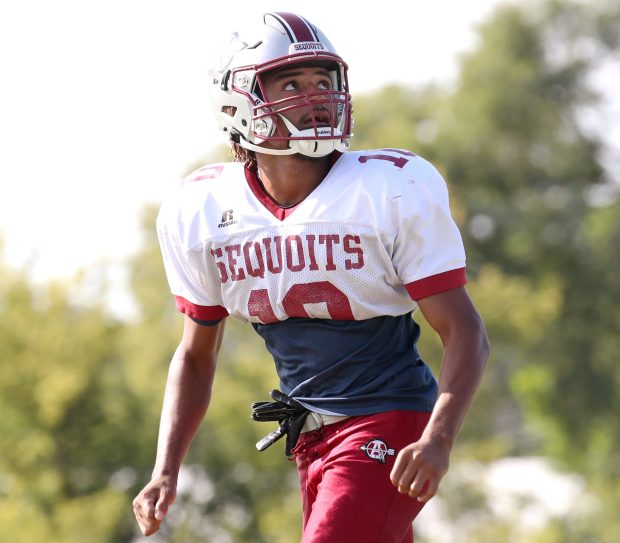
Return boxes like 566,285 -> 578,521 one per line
174,296 -> 229,320
405,268 -> 467,301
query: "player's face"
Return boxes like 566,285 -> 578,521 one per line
261,65 -> 336,138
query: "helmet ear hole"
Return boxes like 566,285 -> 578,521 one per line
222,106 -> 237,117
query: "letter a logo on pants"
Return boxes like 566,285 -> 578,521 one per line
360,439 -> 396,464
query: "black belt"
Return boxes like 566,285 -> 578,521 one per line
251,389 -> 309,456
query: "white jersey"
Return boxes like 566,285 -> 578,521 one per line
157,149 -> 466,324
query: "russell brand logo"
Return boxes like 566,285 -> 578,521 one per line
218,209 -> 238,228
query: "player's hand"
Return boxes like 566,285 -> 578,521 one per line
389,436 -> 451,502
132,475 -> 177,536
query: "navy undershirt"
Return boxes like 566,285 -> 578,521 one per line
252,313 -> 438,416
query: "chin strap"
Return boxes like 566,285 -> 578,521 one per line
236,115 -> 349,158
237,139 -> 300,156
238,135 -> 348,158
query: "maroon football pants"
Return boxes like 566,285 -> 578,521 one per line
293,410 -> 432,543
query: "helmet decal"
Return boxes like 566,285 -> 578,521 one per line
267,12 -> 320,43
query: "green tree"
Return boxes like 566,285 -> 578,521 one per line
355,0 -> 619,460
440,0 -> 620,476
0,255 -> 142,543
354,1 -> 619,540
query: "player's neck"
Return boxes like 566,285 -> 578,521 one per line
255,153 -> 332,208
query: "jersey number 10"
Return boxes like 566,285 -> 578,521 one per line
248,281 -> 354,323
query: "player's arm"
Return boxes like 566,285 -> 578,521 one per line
133,315 -> 226,536
390,286 -> 489,502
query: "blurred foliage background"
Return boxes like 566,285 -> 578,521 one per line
1,1 -> 619,541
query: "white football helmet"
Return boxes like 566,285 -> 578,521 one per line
209,12 -> 353,158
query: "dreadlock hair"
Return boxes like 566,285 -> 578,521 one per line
230,142 -> 258,171
221,104 -> 257,170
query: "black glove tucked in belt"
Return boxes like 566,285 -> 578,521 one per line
251,389 -> 309,456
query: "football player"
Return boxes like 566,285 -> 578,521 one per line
133,12 -> 489,542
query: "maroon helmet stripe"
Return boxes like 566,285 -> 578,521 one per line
272,12 -> 318,42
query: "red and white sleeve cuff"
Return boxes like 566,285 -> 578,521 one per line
405,268 -> 467,301
174,296 -> 229,320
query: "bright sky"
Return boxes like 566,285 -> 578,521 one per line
0,0 -> 510,282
